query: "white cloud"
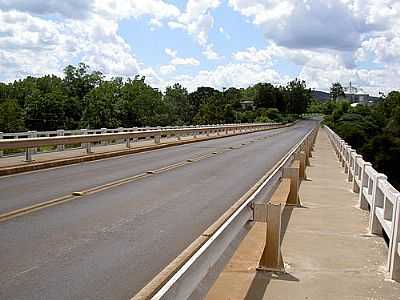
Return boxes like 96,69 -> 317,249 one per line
166,62 -> 286,92
0,10 -> 140,81
168,0 -> 221,60
0,0 -> 92,19
94,0 -> 180,20
159,65 -> 176,75
164,48 -> 200,66
202,44 -> 222,60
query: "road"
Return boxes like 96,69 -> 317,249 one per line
0,120 -> 315,300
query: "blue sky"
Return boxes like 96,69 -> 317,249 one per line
0,0 -> 399,96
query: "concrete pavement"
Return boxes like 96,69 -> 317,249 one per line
206,128 -> 400,300
0,121 -> 315,300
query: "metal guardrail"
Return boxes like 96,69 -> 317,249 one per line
0,123 -> 281,162
325,125 -> 400,281
132,122 -> 319,299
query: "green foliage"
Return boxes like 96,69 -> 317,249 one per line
325,92 -> 400,188
0,99 -> 24,132
0,63 -> 314,132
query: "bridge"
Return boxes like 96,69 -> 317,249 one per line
0,120 -> 399,299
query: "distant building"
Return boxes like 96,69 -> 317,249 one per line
240,100 -> 255,110
345,93 -> 370,103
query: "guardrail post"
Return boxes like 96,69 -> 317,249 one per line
257,203 -> 284,272
28,131 -> 37,153
283,164 -> 300,206
369,174 -> 388,235
206,130 -> 210,137
126,137 -> 131,148
359,162 -> 372,209
295,151 -> 307,180
389,196 -> 400,281
0,132 -> 3,157
193,130 -> 197,139
57,129 -> 65,151
176,133 -> 181,141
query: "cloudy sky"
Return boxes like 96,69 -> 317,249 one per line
0,0 -> 399,95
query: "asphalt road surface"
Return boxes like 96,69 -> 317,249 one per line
0,120 -> 316,300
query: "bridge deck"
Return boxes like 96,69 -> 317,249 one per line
206,128 -> 400,299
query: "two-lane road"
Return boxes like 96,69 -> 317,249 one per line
0,120 -> 316,300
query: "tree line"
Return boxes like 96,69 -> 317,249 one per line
319,90 -> 400,188
0,63 -> 312,132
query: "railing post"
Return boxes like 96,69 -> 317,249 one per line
81,129 -> 93,154
101,128 -> 107,145
154,135 -> 161,144
126,136 -> 131,148
57,129 -> 65,151
389,196 -> 400,281
352,155 -> 362,193
0,131 -> 3,157
359,162 -> 372,210
28,131 -> 37,154
369,174 -> 388,235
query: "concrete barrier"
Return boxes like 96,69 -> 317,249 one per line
325,125 -> 400,282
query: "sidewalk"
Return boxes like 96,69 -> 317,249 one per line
206,128 -> 400,300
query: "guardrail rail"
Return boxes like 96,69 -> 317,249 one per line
0,123 -> 283,162
325,125 -> 400,282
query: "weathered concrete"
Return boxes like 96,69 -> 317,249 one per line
206,128 -> 400,300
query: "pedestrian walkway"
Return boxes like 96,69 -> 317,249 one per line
206,128 -> 400,300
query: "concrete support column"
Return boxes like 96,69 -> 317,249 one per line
369,174 -> 388,235
57,129 -> 65,151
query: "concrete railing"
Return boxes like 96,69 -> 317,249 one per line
0,123 -> 281,162
325,125 -> 400,282
132,122 -> 319,299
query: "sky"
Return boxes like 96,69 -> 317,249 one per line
0,0 -> 399,96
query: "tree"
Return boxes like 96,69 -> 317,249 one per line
164,83 -> 191,125
254,83 -> 276,109
0,99 -> 24,132
285,79 -> 311,115
330,82 -> 345,101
